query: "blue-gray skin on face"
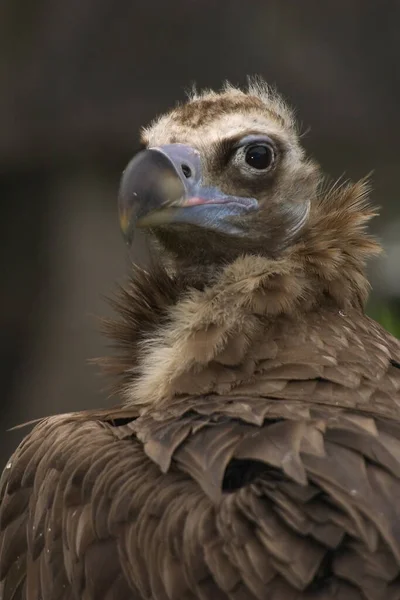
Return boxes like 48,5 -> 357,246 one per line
118,143 -> 259,246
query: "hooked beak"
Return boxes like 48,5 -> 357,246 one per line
118,144 -> 258,244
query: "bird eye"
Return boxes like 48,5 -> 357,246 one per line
244,143 -> 274,170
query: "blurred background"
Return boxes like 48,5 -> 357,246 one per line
0,0 -> 399,465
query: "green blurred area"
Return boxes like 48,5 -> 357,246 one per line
367,300 -> 400,339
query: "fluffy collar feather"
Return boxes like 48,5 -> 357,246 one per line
100,179 -> 381,407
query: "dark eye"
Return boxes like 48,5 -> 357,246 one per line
244,144 -> 274,170
245,144 -> 274,170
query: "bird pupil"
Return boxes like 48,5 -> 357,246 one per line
245,144 -> 271,169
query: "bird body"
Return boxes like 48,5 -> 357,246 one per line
1,80 -> 400,599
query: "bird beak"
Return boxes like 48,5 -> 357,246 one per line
118,144 -> 258,244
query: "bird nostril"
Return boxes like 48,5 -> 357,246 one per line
181,164 -> 192,178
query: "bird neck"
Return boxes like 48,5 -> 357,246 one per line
101,183 -> 380,408
100,179 -> 380,408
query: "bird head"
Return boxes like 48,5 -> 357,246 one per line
119,80 -> 320,271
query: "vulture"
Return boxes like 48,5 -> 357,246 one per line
2,79 -> 400,600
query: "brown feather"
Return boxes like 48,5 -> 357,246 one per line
98,177 -> 381,406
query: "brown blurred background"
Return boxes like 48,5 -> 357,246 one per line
1,0 -> 399,465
